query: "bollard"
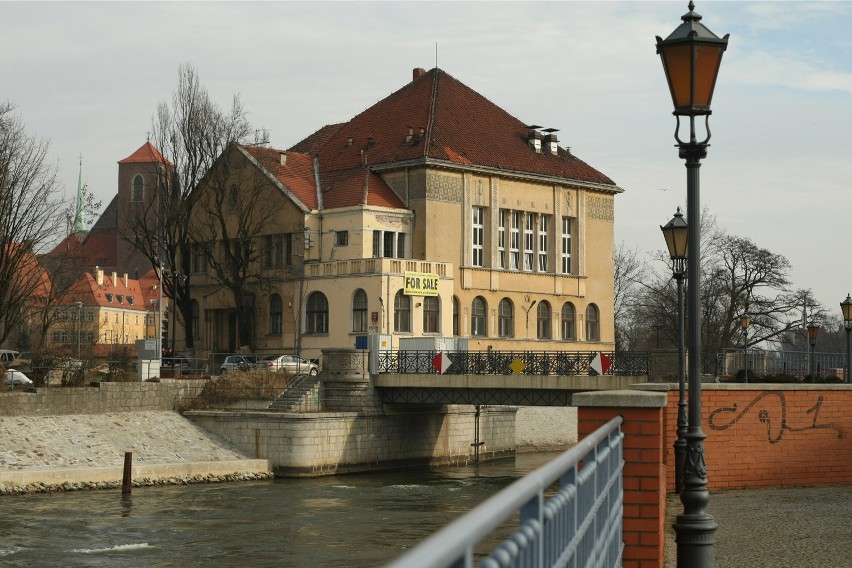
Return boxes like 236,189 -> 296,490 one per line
122,451 -> 132,494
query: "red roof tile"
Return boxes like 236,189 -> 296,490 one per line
118,142 -> 171,166
296,68 -> 616,188
241,146 -> 319,210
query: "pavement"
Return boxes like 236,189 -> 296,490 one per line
0,411 -> 270,490
664,485 -> 852,567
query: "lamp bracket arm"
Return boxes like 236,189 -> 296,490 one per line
674,115 -> 712,149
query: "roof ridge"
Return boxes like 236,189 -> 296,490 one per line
423,68 -> 440,159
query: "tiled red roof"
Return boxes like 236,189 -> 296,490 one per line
61,270 -> 149,312
241,146 -> 319,210
118,142 -> 171,166
289,123 -> 346,156
296,68 -> 616,188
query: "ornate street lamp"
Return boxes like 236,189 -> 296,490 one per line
739,312 -> 750,383
807,322 -> 820,382
657,2 -> 728,566
661,208 -> 688,493
841,294 -> 852,384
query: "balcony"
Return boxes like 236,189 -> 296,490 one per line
306,258 -> 453,279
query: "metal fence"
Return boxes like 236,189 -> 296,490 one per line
376,350 -> 649,376
716,349 -> 847,379
387,416 -> 624,568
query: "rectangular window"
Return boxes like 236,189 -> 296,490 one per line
383,232 -> 395,258
265,234 -> 292,267
472,207 -> 484,267
335,231 -> 349,246
524,214 -> 534,271
561,217 -> 572,274
538,215 -> 549,272
498,210 -> 507,269
192,244 -> 205,274
372,230 -> 381,258
510,212 -> 520,270
396,233 -> 406,259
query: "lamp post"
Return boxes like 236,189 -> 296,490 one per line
739,312 -> 750,383
661,207 -> 688,493
657,3 -> 728,566
841,294 -> 852,384
74,301 -> 83,359
807,321 -> 819,382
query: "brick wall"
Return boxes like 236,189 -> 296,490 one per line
0,380 -> 205,416
659,384 -> 852,491
575,391 -> 667,568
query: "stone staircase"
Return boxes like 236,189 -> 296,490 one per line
268,375 -> 322,412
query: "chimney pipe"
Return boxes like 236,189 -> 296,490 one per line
112,272 -> 118,287
279,152 -> 287,166
95,267 -> 104,287
123,273 -> 128,287
527,129 -> 543,153
412,68 -> 426,81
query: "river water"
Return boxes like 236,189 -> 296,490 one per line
0,452 -> 561,567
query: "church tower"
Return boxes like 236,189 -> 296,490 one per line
115,141 -> 168,279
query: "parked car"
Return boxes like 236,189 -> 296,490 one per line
219,355 -> 260,374
0,350 -> 20,365
262,354 -> 320,376
163,356 -> 193,371
4,368 -> 33,386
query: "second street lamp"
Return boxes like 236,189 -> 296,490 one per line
841,294 -> 852,384
807,321 -> 820,382
661,208 -> 688,493
740,312 -> 750,383
657,2 -> 728,566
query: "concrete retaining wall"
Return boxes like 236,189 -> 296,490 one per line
187,405 -> 518,477
0,380 -> 205,416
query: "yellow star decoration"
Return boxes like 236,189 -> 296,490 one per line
509,357 -> 526,375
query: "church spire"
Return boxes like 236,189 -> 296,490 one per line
73,155 -> 86,235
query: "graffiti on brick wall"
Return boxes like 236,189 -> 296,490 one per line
708,392 -> 845,444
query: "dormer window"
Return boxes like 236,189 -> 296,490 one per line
106,293 -> 113,303
118,295 -> 124,304
128,297 -> 134,305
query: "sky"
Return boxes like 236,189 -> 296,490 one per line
3,1 -> 851,319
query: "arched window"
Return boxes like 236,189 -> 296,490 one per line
132,175 -> 144,202
190,299 -> 200,339
537,300 -> 552,339
498,298 -> 514,338
452,296 -> 460,336
306,292 -> 328,334
394,290 -> 411,332
269,294 -> 283,335
352,289 -> 368,332
586,304 -> 600,341
423,296 -> 440,333
471,296 -> 487,337
561,302 -> 576,340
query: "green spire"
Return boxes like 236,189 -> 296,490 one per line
73,155 -> 86,234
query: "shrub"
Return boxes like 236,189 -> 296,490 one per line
180,370 -> 293,410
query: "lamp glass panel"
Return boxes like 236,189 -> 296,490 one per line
661,43 -> 693,109
841,298 -> 852,322
693,44 -> 725,107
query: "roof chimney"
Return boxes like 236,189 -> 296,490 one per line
527,129 -> 543,153
95,266 -> 104,287
112,271 -> 118,287
123,273 -> 129,287
543,131 -> 559,155
413,68 -> 426,81
405,126 -> 414,143
279,152 -> 287,166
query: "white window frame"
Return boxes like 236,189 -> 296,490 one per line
498,210 -> 507,269
510,211 -> 520,270
524,213 -> 534,271
538,215 -> 549,272
561,217 -> 572,274
472,207 -> 484,267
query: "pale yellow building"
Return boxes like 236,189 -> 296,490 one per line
187,67 -> 622,361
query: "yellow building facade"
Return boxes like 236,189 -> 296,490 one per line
186,68 -> 622,361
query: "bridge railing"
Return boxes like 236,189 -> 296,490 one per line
387,416 -> 624,568
376,350 -> 649,376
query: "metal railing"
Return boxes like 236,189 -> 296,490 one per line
716,349 -> 846,380
377,350 -> 649,376
387,416 -> 624,568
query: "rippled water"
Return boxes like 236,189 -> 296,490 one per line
0,452 -> 561,567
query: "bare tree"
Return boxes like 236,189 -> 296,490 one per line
191,144 -> 278,350
613,241 -> 647,350
0,103 -> 66,346
122,63 -> 251,352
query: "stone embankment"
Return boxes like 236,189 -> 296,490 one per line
0,410 -> 271,495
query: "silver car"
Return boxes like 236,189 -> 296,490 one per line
219,355 -> 260,374
262,355 -> 319,376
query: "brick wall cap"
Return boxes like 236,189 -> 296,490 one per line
632,383 -> 852,392
573,390 -> 666,408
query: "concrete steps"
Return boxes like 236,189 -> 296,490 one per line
268,375 -> 321,411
